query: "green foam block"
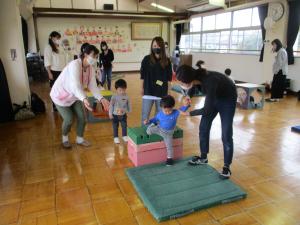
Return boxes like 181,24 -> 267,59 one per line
128,126 -> 183,145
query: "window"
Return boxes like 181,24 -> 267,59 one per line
220,31 -> 231,51
251,7 -> 260,26
202,32 -> 220,50
203,15 -> 216,31
294,31 -> 300,54
216,12 -> 231,29
182,7 -> 262,54
233,8 -> 252,28
179,34 -> 190,50
230,29 -> 262,51
191,34 -> 201,49
190,17 -> 201,32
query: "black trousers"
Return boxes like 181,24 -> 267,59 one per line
50,70 -> 61,110
271,70 -> 286,99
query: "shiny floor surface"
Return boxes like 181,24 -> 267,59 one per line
0,74 -> 300,225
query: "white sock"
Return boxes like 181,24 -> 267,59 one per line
76,136 -> 84,143
62,135 -> 69,143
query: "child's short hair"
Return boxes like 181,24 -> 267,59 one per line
225,68 -> 231,76
115,79 -> 127,89
160,95 -> 175,108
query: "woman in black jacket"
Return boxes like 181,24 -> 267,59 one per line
99,41 -> 114,90
177,64 -> 237,179
140,36 -> 172,125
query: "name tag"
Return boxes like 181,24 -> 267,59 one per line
156,80 -> 163,86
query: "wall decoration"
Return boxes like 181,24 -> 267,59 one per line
131,22 -> 162,40
37,18 -> 167,63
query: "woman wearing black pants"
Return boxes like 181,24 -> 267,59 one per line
44,31 -> 66,111
176,65 -> 237,179
266,39 -> 288,102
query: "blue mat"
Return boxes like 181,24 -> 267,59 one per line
291,125 -> 300,133
126,158 -> 247,222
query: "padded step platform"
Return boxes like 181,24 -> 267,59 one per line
127,138 -> 183,166
128,126 -> 183,145
126,158 -> 247,222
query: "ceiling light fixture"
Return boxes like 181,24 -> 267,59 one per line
209,0 -> 226,7
151,3 -> 174,13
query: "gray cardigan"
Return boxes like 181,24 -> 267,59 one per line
273,48 -> 288,75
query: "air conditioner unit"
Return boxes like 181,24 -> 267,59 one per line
187,0 -> 226,12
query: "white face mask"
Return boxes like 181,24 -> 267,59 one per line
54,39 -> 61,45
180,84 -> 192,91
87,56 -> 97,66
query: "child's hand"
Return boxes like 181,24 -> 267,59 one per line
143,119 -> 149,125
116,108 -> 124,115
183,97 -> 191,106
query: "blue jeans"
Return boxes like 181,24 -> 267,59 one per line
101,67 -> 112,90
141,98 -> 161,125
112,114 -> 127,137
199,98 -> 236,166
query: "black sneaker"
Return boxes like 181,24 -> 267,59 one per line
188,156 -> 208,165
166,158 -> 174,166
219,167 -> 232,179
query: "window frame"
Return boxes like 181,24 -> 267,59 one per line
293,29 -> 300,57
183,7 -> 263,55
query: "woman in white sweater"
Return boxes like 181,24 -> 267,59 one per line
50,44 -> 110,149
44,31 -> 66,111
266,39 -> 288,102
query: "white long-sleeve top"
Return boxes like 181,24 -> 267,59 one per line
50,59 -> 103,107
44,45 -> 66,71
273,48 -> 288,75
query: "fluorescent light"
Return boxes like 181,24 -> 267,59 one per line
209,0 -> 226,7
151,3 -> 174,13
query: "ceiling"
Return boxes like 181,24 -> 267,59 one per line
139,0 -> 261,12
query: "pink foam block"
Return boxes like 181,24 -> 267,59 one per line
127,138 -> 183,167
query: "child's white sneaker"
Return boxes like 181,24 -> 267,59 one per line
114,137 -> 120,144
122,136 -> 129,142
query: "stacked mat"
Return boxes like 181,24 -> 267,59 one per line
126,158 -> 247,221
127,126 -> 183,166
86,90 -> 112,123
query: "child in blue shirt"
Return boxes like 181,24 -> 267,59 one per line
144,95 -> 190,166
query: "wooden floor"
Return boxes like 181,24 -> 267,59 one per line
1,73 -> 300,225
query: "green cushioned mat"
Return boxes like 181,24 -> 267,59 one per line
126,158 -> 247,222
128,126 -> 183,145
171,85 -> 204,96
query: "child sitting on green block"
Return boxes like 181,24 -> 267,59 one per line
143,95 -> 190,166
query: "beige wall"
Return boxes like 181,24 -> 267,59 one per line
0,0 -> 31,104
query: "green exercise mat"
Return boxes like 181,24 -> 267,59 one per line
126,158 -> 246,222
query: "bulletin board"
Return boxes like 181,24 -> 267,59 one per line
37,18 -> 168,63
131,22 -> 162,40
